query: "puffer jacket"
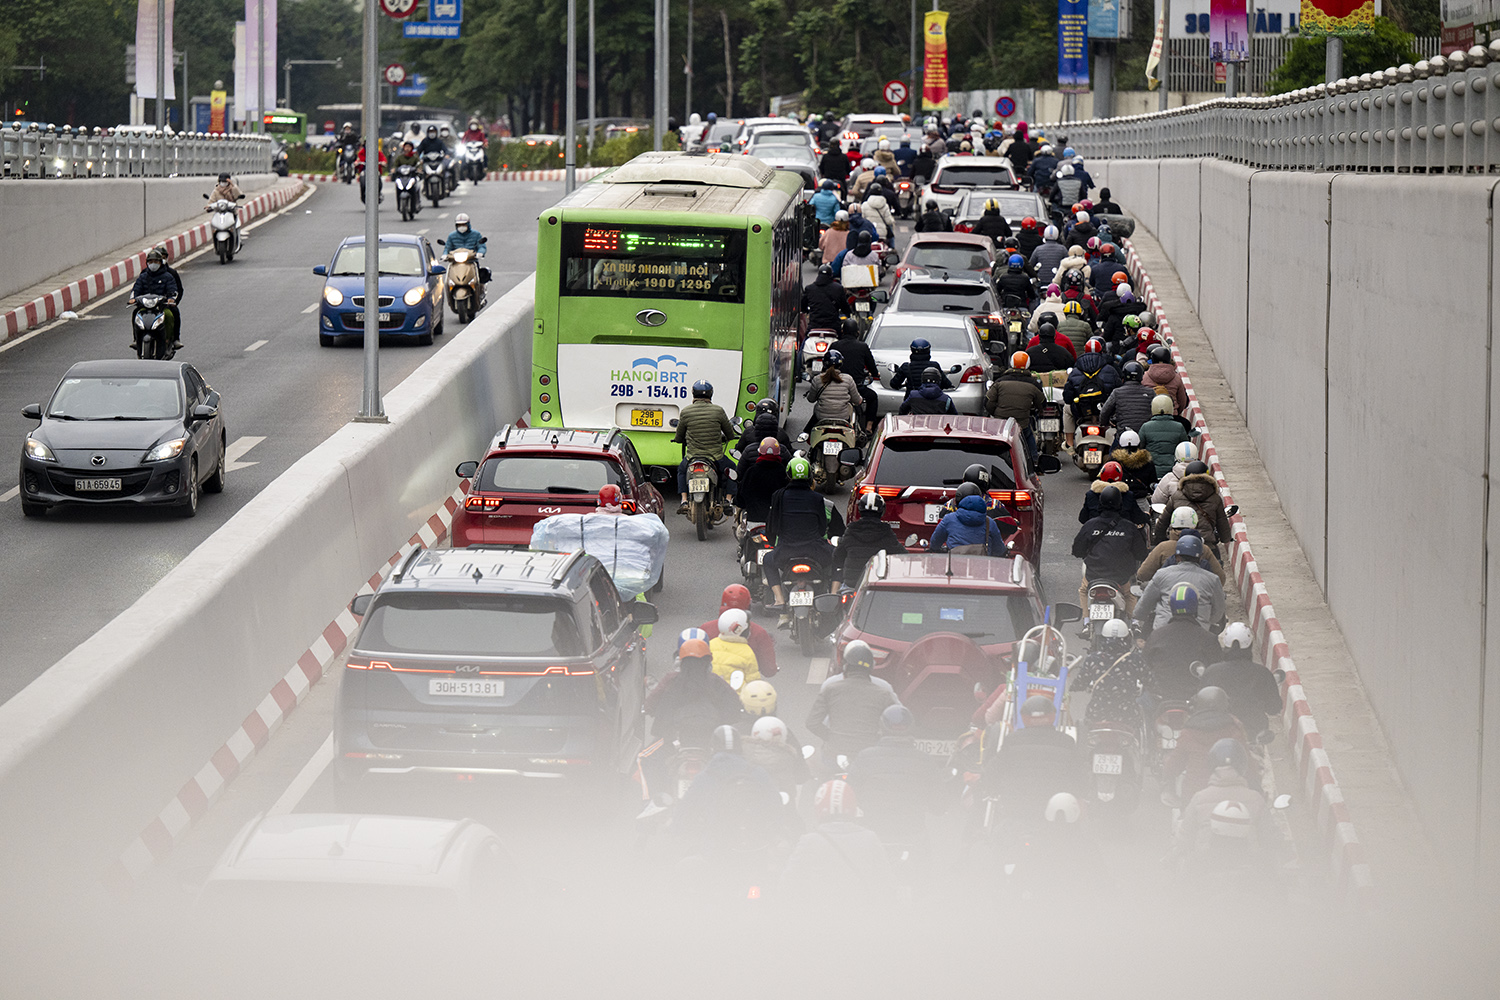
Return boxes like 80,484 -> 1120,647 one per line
835,517 -> 906,585
1099,293 -> 1146,343
972,210 -> 1012,246
818,224 -> 850,262
805,670 -> 900,751
899,382 -> 957,415
1175,767 -> 1278,863
1027,337 -> 1074,374
1091,261 -> 1129,296
1139,413 -> 1192,478
1108,446 -> 1156,497
1144,361 -> 1189,414
708,632 -> 761,685
1028,296 -> 1067,332
673,399 -> 735,459
1163,711 -> 1254,803
1137,559 -> 1226,630
1159,472 -> 1233,548
1029,240 -> 1068,286
985,369 -> 1046,422
1079,477 -> 1148,526
1016,227 -> 1043,260
930,495 -> 1005,554
1064,352 -> 1122,411
850,169 -> 876,200
864,194 -> 897,241
809,187 -> 842,225
1152,461 -> 1187,506
1071,509 -> 1148,584
1137,532 -> 1225,584
806,370 -> 862,423
1056,315 -> 1093,348
1053,253 -> 1090,288
1100,383 -> 1156,435
873,148 -> 899,174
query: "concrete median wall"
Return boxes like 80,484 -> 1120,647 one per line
0,279 -> 535,899
0,173 -> 276,302
1099,157 -> 1500,879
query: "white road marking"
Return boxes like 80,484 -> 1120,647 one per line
224,435 -> 267,472
244,339 -> 268,352
0,486 -> 18,503
416,228 -> 429,235
267,734 -> 335,816
806,657 -> 831,686
301,302 -> 319,314
437,211 -> 450,219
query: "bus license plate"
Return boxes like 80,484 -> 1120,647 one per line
924,504 -> 945,524
688,478 -> 710,493
353,312 -> 392,323
75,478 -> 122,491
789,590 -> 814,607
1093,753 -> 1123,774
1038,418 -> 1061,432
1090,603 -> 1116,620
822,440 -> 841,455
630,408 -> 664,428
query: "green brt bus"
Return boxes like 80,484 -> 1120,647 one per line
532,151 -> 805,466
262,109 -> 308,145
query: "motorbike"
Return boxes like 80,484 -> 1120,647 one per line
1148,699 -> 1192,780
800,328 -> 840,381
1083,581 -> 1128,641
131,294 -> 175,360
682,456 -> 730,541
1035,388 -> 1065,457
737,518 -> 774,604
461,140 -> 487,182
781,565 -> 837,656
894,178 -> 915,218
271,142 -> 289,177
421,151 -> 447,207
357,164 -> 382,205
337,145 -> 359,184
203,193 -> 243,264
393,163 -> 420,221
1072,413 -> 1113,476
440,240 -> 488,323
805,420 -> 862,493
1085,719 -> 1144,819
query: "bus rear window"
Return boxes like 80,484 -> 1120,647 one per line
560,223 -> 746,303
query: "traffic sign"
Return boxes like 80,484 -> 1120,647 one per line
396,74 -> 428,98
383,63 -> 407,85
379,0 -> 419,17
995,95 -> 1016,118
882,79 -> 908,108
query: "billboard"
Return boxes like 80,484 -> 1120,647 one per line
1089,0 -> 1130,39
134,0 -> 177,100
1298,0 -> 1379,35
1210,0 -> 1250,59
1171,0 -> 1301,36
922,11 -> 951,110
1059,0 -> 1091,88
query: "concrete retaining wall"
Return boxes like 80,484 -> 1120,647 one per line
0,173 -> 276,302
1098,157 -> 1500,880
0,279 -> 535,898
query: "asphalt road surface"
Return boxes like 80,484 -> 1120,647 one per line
0,178 -> 567,703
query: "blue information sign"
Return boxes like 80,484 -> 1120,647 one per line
404,0 -> 461,38
396,74 -> 429,97
1058,0 -> 1090,88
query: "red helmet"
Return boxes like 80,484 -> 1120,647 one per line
1112,271 -> 1129,286
597,484 -> 623,508
1080,199 -> 1095,212
1099,461 -> 1123,482
1085,338 -> 1104,354
1021,216 -> 1038,231
1101,243 -> 1116,256
1070,203 -> 1082,215
1137,327 -> 1160,347
721,584 -> 752,613
814,779 -> 859,819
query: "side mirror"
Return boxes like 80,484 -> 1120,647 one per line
455,460 -> 478,478
1035,454 -> 1061,474
729,669 -> 745,691
191,404 -> 219,422
480,236 -> 489,244
429,264 -> 447,276
1049,602 -> 1083,624
838,448 -> 862,467
802,745 -> 816,760
1273,793 -> 1291,810
629,601 -> 660,626
647,467 -> 675,489
437,238 -> 446,246
21,403 -> 41,420
351,594 -> 373,616
812,592 -> 848,614
881,252 -> 898,266
312,264 -> 327,276
202,192 -> 209,199
1225,504 -> 1240,518
871,288 -> 890,303
1272,669 -> 1286,685
1190,660 -> 1207,678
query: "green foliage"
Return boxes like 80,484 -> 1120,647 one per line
0,0 -> 135,125
1267,17 -> 1420,93
491,128 -> 680,169
286,146 -> 335,172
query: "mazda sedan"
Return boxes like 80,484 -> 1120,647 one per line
19,359 -> 227,518
314,234 -> 446,347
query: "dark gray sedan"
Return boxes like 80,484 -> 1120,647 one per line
18,359 -> 226,518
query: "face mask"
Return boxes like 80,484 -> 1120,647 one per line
457,225 -> 469,233
148,262 -> 161,272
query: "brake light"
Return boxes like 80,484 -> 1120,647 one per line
465,495 -> 502,511
860,484 -> 904,498
898,180 -> 912,190
346,659 -> 391,670
931,184 -> 955,195
791,564 -> 812,574
961,365 -> 985,384
1085,425 -> 1101,436
815,341 -> 828,353
954,222 -> 973,233
989,489 -> 1033,510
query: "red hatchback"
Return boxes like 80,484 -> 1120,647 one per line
451,426 -> 665,547
849,414 -> 1057,566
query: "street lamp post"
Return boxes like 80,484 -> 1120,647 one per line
565,0 -> 577,191
358,0 -> 384,421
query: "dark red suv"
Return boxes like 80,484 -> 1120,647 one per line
452,426 -> 665,547
848,414 -> 1058,566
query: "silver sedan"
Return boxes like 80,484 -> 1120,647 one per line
865,312 -> 990,416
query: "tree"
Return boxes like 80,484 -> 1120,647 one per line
1267,17 -> 1420,94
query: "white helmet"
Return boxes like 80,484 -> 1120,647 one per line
751,716 -> 788,743
1040,144 -> 1053,154
1058,164 -> 1074,177
1174,441 -> 1199,463
1220,622 -> 1254,650
455,212 -> 471,226
1101,618 -> 1130,639
1043,224 -> 1059,240
834,209 -> 850,222
1170,507 -> 1200,530
1209,800 -> 1254,839
717,607 -> 749,638
861,157 -> 875,169
1076,210 -> 1091,224
1045,792 -> 1081,824
689,112 -> 701,124
877,138 -> 890,150
1117,430 -> 1141,448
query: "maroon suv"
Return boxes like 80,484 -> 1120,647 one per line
452,426 -> 665,547
848,414 -> 1058,566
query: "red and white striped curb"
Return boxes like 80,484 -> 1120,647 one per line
1123,242 -> 1374,901
1,182 -> 305,342
112,478 -> 471,886
290,166 -> 606,183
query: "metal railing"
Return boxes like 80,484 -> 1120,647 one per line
0,125 -> 274,179
1039,40 -> 1500,172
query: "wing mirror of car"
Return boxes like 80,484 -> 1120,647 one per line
881,252 -> 898,267
312,264 -> 327,276
839,448 -> 862,467
1225,504 -> 1240,518
1049,602 -> 1083,624
350,594 -> 373,617
190,404 -> 219,422
1191,660 -> 1207,678
802,745 -> 816,760
812,592 -> 847,614
429,264 -> 447,276
647,467 -> 675,489
21,403 -> 41,420
1035,454 -> 1062,474
455,460 -> 479,478
871,288 -> 890,303
629,601 -> 660,626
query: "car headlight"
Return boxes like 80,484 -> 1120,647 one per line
145,439 -> 187,462
323,286 -> 344,307
24,438 -> 56,462
403,286 -> 426,307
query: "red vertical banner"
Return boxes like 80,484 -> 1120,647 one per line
922,11 -> 950,111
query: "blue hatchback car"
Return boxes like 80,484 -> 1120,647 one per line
314,234 -> 447,347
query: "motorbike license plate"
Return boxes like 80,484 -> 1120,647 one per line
924,504 -> 945,524
1038,418 -> 1061,432
789,590 -> 815,607
1083,450 -> 1103,465
74,478 -> 122,492
429,678 -> 506,698
630,408 -> 664,428
855,301 -> 871,313
914,738 -> 958,756
756,548 -> 769,564
1089,603 -> 1116,620
822,440 -> 842,455
1092,753 -> 1123,775
353,312 -> 392,323
688,478 -> 711,493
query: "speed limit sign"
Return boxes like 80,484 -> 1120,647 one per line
883,79 -> 908,108
379,0 -> 418,17
383,63 -> 408,86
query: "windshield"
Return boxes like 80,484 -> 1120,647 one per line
893,284 -> 995,313
869,322 -> 974,354
853,588 -> 1036,645
706,121 -> 740,142
750,132 -> 808,147
48,376 -> 182,420
477,455 -> 622,494
560,223 -> 747,303
935,164 -> 1015,187
330,244 -> 425,277
908,245 -> 993,272
361,594 -> 586,657
871,438 -> 1015,489
959,192 -> 1040,220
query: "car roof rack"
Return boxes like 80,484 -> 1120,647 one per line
390,546 -> 425,584
1011,554 -> 1025,584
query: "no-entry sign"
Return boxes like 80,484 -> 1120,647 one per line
379,0 -> 419,16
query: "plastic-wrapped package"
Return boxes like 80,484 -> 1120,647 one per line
841,263 -> 878,289
529,512 -> 669,601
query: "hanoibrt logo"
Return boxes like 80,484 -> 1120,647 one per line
611,354 -> 690,383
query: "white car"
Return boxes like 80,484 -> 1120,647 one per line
744,127 -> 816,157
866,312 -> 989,416
919,154 -> 1020,216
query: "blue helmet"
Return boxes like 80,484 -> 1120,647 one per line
692,380 -> 713,398
910,338 -> 932,355
874,166 -> 886,176
1175,533 -> 1204,562
1008,254 -> 1024,269
1063,146 -> 1076,158
1168,583 -> 1200,619
676,627 -> 709,651
706,112 -> 717,123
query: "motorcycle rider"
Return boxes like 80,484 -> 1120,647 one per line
819,210 -> 852,263
208,171 -> 242,205
805,639 -> 900,762
829,318 -> 882,433
639,639 -> 746,805
778,779 -> 891,904
742,715 -> 812,798
809,178 -> 842,226
1094,187 -> 1123,214
334,122 -> 360,176
985,351 -> 1045,463
1143,344 -> 1190,415
1069,618 -> 1148,729
971,198 -> 1013,247
1091,250 -> 1130,295
355,140 -> 386,203
831,227 -> 880,272
1156,459 -> 1234,556
734,399 -> 793,468
1052,163 -> 1084,209
1140,394 -> 1194,479
415,124 -> 447,158
891,338 -> 954,397
1072,486 -> 1147,614
848,705 -> 946,850
1027,143 -> 1059,193
803,350 -> 864,435
673,380 -> 736,513
1053,298 -> 1092,350
800,262 -> 846,332
1138,514 -> 1226,584
461,117 -> 486,144
1173,738 -> 1281,881
127,248 -> 182,350
1026,322 -> 1073,374
1202,623 -> 1283,741
864,187 -> 898,246
1015,216 -> 1044,261
671,724 -> 790,869
444,213 -> 491,284
1137,534 -> 1225,632
149,243 -> 186,349
849,157 -> 878,200
1028,224 -> 1068,287
1100,363 -> 1158,436
898,366 -> 958,416
737,437 -> 790,526
915,198 -> 952,233
893,136 -> 918,176
1078,462 -> 1148,527
872,137 -> 899,174
834,493 -> 906,587
1064,336 -> 1121,450
1152,441 -> 1198,506
709,608 -> 761,685
930,493 -> 1007,555
982,694 -> 1085,819
702,584 -> 780,678
390,139 -> 421,171
819,143 -> 852,196
994,254 -> 1036,308
765,457 -> 844,622
1163,686 -> 1256,804
1142,584 -> 1224,701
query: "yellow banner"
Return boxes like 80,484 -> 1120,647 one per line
209,89 -> 228,133
922,11 -> 950,111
